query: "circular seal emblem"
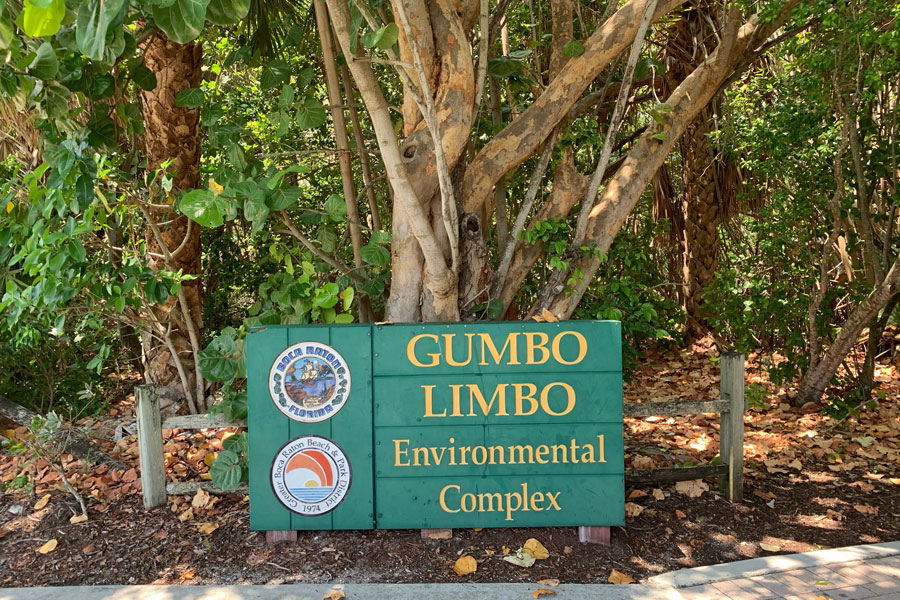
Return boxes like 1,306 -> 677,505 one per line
268,342 -> 351,422
270,435 -> 351,515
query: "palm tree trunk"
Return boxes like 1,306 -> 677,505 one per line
138,33 -> 204,412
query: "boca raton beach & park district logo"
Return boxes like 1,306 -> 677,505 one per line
270,435 -> 352,515
268,341 -> 351,422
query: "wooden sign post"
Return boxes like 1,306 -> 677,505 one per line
246,321 -> 624,537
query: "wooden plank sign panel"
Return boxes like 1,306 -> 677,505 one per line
248,325 -> 374,531
372,320 -> 624,529
248,321 -> 623,531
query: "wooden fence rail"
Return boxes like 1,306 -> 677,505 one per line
137,353 -> 745,521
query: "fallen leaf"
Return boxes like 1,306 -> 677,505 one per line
453,555 -> 477,576
501,545 -> 511,554
850,481 -> 875,492
540,309 -> 559,322
675,509 -> 687,519
323,590 -> 345,600
627,489 -> 648,500
537,579 -> 560,586
38,539 -> 58,554
196,522 -> 219,534
652,488 -> 665,500
625,502 -> 645,518
760,543 -> 780,552
34,494 -> 51,510
609,569 -> 635,584
563,546 -> 573,555
854,504 -> 878,515
204,453 -> 218,467
503,551 -> 536,568
675,479 -> 709,498
69,513 -> 88,524
192,488 -> 211,509
632,455 -> 654,469
533,590 -> 556,598
523,538 -> 550,560
82,544 -> 94,554
180,570 -> 195,580
787,459 -> 803,470
178,508 -> 195,522
889,478 -> 900,485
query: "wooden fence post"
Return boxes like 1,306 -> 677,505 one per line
718,353 -> 745,502
136,385 -> 167,509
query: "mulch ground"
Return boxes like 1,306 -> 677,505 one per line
1,339 -> 899,586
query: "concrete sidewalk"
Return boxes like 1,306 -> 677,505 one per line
1,542 -> 898,600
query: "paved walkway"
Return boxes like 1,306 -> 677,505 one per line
0,542 -> 897,599
651,541 -> 900,600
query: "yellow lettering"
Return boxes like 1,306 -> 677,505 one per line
478,492 -> 502,512
393,439 -> 410,467
524,332 -> 550,364
551,443 -> 567,463
488,445 -> 506,465
471,445 -> 487,465
422,385 -> 446,417
449,384 -> 464,417
540,381 -> 576,416
439,485 -> 460,513
552,330 -> 588,365
460,493 -> 476,512
580,443 -> 595,464
535,444 -> 549,464
443,333 -> 475,367
478,333 -> 521,365
467,383 -> 509,416
513,383 -> 539,415
407,334 -> 440,367
508,444 -> 534,463
546,491 -> 561,510
530,491 -> 545,511
413,447 -> 429,466
504,491 -> 522,521
597,434 -> 606,463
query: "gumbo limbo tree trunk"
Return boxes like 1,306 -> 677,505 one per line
323,0 -> 802,325
138,33 -> 205,413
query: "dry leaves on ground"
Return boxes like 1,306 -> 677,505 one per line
196,522 -> 219,534
34,494 -> 51,510
609,569 -> 635,584
323,590 -> 345,600
452,555 -> 477,576
38,539 -> 57,554
69,513 -> 88,524
533,590 -> 556,598
625,502 -> 644,518
537,578 -> 559,586
675,479 -> 708,498
192,488 -> 211,509
759,543 -> 780,552
522,538 -> 549,559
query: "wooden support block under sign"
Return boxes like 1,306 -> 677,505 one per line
421,528 -> 453,540
266,530 -> 298,545
578,526 -> 610,545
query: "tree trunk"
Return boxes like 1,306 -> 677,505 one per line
859,293 -> 899,398
138,33 -> 204,412
680,112 -> 722,338
797,258 -> 900,405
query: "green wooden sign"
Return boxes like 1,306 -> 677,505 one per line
247,321 -> 623,531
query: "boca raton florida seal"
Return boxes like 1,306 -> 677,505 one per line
269,341 -> 351,422
270,435 -> 351,516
